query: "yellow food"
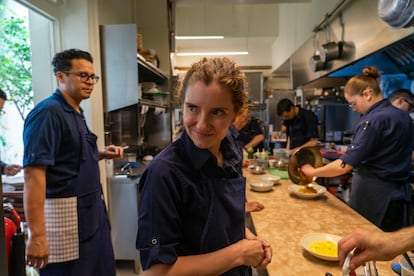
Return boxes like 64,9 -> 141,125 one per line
299,186 -> 317,194
309,240 -> 338,257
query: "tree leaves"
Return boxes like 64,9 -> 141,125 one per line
0,4 -> 33,121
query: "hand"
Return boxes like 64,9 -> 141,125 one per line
242,159 -> 251,168
4,164 -> 22,176
297,165 -> 314,184
338,228 -> 398,271
245,201 -> 264,212
100,145 -> 124,160
252,237 -> 273,269
236,239 -> 266,267
26,235 -> 49,269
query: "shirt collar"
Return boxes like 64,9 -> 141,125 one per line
53,89 -> 84,114
181,127 -> 242,173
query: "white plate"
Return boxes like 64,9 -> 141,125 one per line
287,183 -> 327,199
300,232 -> 341,261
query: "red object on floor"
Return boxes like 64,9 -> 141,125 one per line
4,216 -> 17,266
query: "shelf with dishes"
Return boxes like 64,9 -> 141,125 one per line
137,54 -> 168,84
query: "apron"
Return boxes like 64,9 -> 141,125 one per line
200,175 -> 251,276
44,113 -> 113,272
350,167 -> 411,230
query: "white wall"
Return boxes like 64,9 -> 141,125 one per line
271,0 -> 337,71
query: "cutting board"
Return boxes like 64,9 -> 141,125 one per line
268,168 -> 290,179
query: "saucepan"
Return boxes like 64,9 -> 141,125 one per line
288,146 -> 323,184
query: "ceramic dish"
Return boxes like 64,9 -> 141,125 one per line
249,180 -> 273,192
247,165 -> 265,175
259,174 -> 281,185
287,183 -> 327,199
300,232 -> 341,261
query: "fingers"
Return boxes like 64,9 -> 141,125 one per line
26,255 -> 48,269
5,164 -> 22,175
104,145 -> 124,159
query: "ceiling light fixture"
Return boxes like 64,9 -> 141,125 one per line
175,36 -> 224,40
176,51 -> 248,57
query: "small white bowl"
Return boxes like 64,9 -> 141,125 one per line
259,174 -> 281,185
250,180 -> 273,192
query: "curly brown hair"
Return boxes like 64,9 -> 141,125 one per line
344,66 -> 381,96
176,57 -> 249,115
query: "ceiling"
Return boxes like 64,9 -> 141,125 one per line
171,0 -> 311,71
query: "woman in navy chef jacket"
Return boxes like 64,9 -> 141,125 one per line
301,66 -> 414,232
136,57 -> 272,275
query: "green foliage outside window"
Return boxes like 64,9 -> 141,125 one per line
0,2 -> 33,122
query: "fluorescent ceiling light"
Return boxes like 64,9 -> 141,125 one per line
175,36 -> 224,40
176,51 -> 248,56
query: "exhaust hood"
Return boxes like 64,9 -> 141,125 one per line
288,0 -> 414,91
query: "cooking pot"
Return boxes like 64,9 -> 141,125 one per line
309,55 -> 325,72
318,41 -> 342,63
288,146 -> 323,184
378,0 -> 414,28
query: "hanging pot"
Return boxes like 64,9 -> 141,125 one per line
318,41 -> 342,63
309,55 -> 325,72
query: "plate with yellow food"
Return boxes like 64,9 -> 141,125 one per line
300,232 -> 341,261
287,183 -> 327,199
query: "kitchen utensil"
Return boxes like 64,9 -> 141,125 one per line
378,0 -> 414,28
404,252 -> 414,270
287,183 -> 327,199
309,54 -> 325,72
288,146 -> 323,184
259,174 -> 281,185
400,253 -> 414,275
318,41 -> 342,62
247,165 -> 265,175
249,180 -> 273,192
300,232 -> 341,261
342,251 -> 352,275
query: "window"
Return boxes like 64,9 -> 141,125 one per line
0,0 -> 55,168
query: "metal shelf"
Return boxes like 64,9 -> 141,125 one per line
137,55 -> 168,84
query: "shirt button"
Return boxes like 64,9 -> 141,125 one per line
151,239 -> 158,245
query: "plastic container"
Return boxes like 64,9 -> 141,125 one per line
400,254 -> 414,276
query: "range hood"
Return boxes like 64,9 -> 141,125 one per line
289,0 -> 414,91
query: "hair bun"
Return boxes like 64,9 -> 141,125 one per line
362,66 -> 380,79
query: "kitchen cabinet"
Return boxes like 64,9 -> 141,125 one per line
100,24 -> 139,112
100,24 -> 170,111
100,23 -> 171,150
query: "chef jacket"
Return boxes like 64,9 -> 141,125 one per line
340,99 -> 414,228
284,107 -> 319,149
136,128 -> 249,275
237,117 -> 265,151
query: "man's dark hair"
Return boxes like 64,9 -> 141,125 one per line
277,98 -> 294,116
51,48 -> 93,73
0,89 -> 7,101
388,88 -> 414,105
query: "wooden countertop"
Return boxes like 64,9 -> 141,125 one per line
244,169 -> 396,275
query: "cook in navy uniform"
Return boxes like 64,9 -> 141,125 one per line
301,66 -> 414,232
277,98 -> 319,155
23,49 -> 124,275
136,57 -> 272,275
